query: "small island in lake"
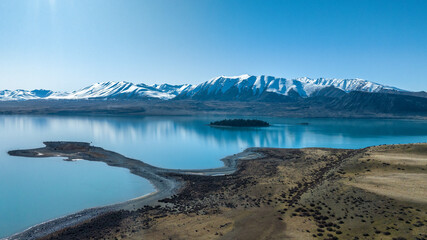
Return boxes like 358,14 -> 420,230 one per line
210,119 -> 270,127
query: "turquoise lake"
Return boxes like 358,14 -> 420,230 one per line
1,115 -> 427,238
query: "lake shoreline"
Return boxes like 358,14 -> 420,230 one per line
5,142 -> 427,239
5,142 -> 262,240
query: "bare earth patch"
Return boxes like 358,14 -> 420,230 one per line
349,172 -> 427,203
366,153 -> 427,166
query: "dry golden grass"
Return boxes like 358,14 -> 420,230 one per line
349,172 -> 427,203
135,211 -> 234,240
366,153 -> 427,166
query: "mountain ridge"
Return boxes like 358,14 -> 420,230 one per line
175,75 -> 404,101
0,75 -> 409,101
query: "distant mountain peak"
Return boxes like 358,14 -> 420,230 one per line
213,74 -> 252,81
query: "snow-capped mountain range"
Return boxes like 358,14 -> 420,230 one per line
175,74 -> 403,100
48,81 -> 191,100
0,74 -> 404,101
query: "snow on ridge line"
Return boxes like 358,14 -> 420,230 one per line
180,74 -> 405,98
0,75 -> 406,101
47,81 -> 178,100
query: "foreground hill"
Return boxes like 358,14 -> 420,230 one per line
12,143 -> 427,240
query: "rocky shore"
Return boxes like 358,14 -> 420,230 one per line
6,141 -> 261,240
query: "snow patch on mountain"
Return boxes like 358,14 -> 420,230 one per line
151,83 -> 192,96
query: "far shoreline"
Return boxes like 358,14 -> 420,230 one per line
1,99 -> 427,119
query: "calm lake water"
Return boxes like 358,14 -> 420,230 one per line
1,115 -> 427,238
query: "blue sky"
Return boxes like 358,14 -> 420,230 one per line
0,0 -> 426,91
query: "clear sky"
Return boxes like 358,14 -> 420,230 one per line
0,0 -> 426,91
